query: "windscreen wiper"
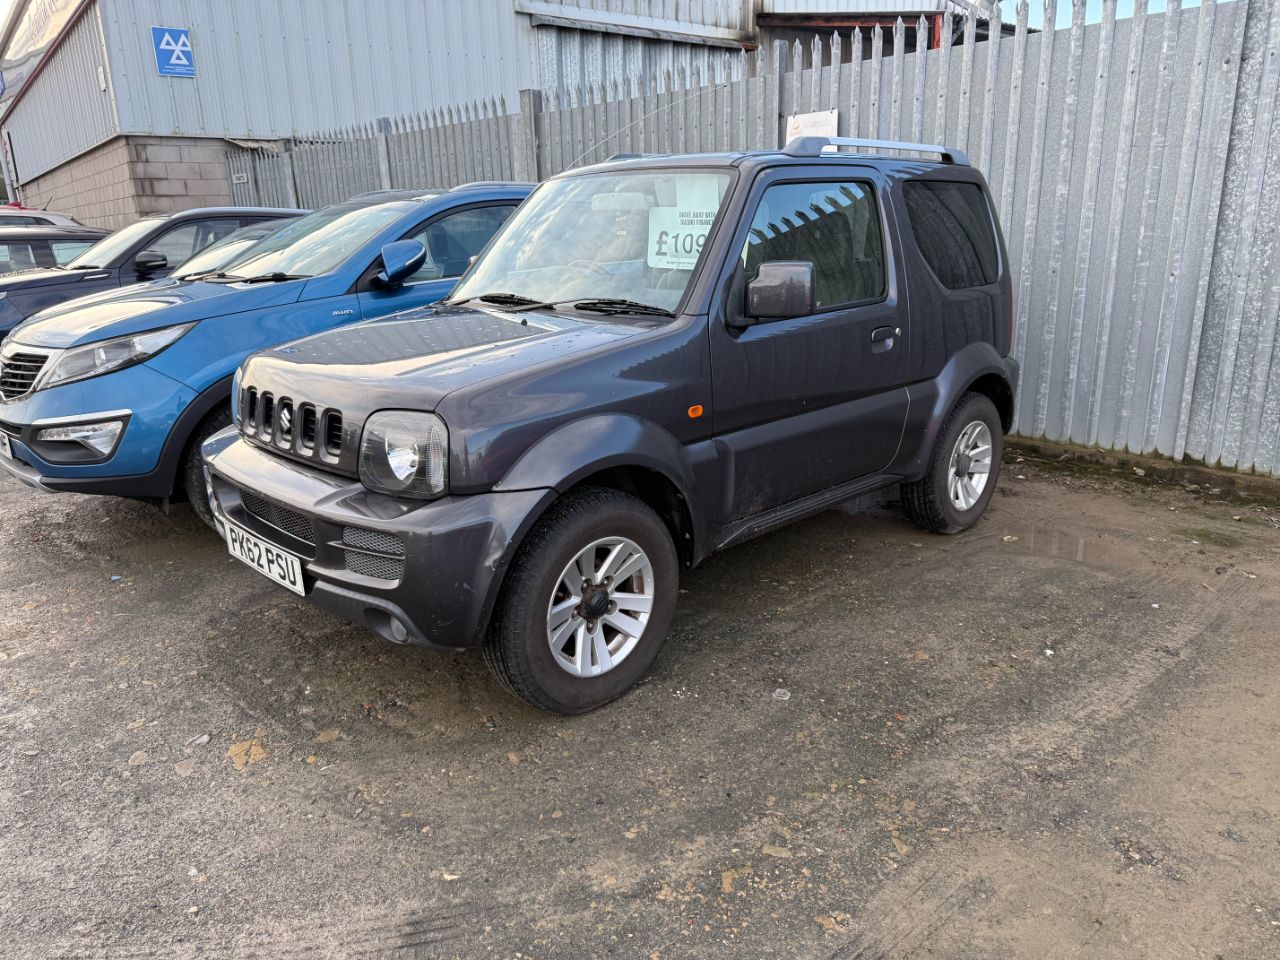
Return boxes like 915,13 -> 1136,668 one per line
237,272 -> 309,284
571,298 -> 675,317
448,292 -> 561,312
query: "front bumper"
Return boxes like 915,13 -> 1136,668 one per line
203,428 -> 555,650
0,360 -> 196,497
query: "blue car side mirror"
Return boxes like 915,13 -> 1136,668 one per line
375,240 -> 427,287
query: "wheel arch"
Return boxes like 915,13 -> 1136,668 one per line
894,342 -> 1016,480
154,374 -> 234,499
475,415 -> 705,642
491,413 -> 703,559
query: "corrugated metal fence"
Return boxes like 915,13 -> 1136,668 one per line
226,0 -> 1280,478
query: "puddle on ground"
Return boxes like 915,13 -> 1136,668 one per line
968,523 -> 1170,577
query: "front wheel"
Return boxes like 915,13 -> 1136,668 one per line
902,392 -> 1003,534
182,405 -> 232,532
482,487 -> 679,714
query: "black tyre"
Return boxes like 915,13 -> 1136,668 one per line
482,486 -> 680,714
182,405 -> 232,531
902,392 -> 1003,534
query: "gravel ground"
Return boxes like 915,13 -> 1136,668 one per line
1,449 -> 1278,959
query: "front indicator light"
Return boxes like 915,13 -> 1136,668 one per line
37,419 -> 125,457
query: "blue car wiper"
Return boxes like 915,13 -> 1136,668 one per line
237,272 -> 309,284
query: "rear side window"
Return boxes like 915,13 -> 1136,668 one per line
0,241 -> 38,273
903,181 -> 999,289
740,180 -> 885,311
49,240 -> 96,265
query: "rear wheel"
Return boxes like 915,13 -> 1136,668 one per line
482,487 -> 679,714
902,392 -> 1003,534
182,405 -> 232,531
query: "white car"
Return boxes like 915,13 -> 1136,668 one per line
0,205 -> 80,227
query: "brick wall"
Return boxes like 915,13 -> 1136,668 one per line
19,135 -> 236,228
18,137 -> 139,228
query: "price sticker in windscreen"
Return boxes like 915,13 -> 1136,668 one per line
647,177 -> 722,270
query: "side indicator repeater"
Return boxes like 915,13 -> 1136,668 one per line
688,404 -> 704,419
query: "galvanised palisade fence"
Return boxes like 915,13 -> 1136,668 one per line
226,0 -> 1280,479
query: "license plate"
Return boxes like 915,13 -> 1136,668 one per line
226,520 -> 306,596
0,433 -> 10,460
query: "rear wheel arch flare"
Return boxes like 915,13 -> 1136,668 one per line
963,371 -> 1014,432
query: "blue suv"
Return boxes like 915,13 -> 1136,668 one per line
0,182 -> 531,525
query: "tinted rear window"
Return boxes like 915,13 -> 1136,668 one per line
903,181 -> 999,289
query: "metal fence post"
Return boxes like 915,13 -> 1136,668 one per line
514,89 -> 544,181
375,117 -> 393,189
281,142 -> 299,208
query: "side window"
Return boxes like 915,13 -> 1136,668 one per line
49,240 -> 97,266
0,241 -> 38,273
903,181 -> 999,289
147,218 -> 240,266
3,215 -> 50,226
739,180 -> 885,311
405,205 -> 516,283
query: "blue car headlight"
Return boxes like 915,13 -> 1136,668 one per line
36,323 -> 194,391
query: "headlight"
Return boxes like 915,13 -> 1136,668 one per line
358,411 -> 448,500
37,323 -> 194,391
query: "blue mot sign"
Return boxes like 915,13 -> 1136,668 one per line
151,26 -> 195,77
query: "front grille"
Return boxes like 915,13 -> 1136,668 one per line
344,552 -> 406,581
324,412 -> 343,455
0,352 -> 48,400
341,526 -> 405,582
241,385 -> 345,463
240,488 -> 315,545
300,405 -> 318,448
0,420 -> 19,438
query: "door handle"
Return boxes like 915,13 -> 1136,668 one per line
870,326 -> 900,352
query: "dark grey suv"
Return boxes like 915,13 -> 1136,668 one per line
203,137 -> 1018,714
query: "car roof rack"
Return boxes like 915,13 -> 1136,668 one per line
782,136 -> 969,166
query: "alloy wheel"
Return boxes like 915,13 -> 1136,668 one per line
547,536 -> 654,678
948,419 -> 994,512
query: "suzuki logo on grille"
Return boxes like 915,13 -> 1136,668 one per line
279,406 -> 292,434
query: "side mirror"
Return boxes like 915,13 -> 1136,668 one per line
134,250 -> 168,274
375,239 -> 427,287
745,261 -> 815,323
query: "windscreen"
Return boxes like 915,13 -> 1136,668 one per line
174,224 -> 278,276
218,202 -> 413,279
450,170 -> 733,313
64,219 -> 164,270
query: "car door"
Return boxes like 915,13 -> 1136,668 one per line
356,203 -> 517,318
708,166 -> 910,521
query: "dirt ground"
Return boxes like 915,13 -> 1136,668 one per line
1,448 -> 1278,959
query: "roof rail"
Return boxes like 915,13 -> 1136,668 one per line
782,136 -> 968,166
606,152 -> 651,162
